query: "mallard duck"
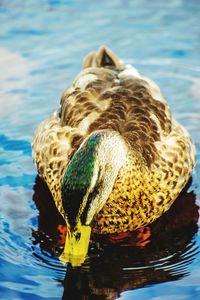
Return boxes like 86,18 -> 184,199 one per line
32,47 -> 196,265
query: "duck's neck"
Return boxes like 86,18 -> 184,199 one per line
84,130 -> 128,225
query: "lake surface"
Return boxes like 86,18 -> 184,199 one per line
0,0 -> 200,299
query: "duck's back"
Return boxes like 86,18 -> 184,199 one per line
59,50 -> 170,165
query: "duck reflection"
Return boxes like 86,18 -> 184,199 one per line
32,176 -> 199,299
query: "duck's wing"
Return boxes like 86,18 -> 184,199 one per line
153,118 -> 196,200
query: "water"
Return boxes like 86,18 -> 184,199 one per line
0,0 -> 200,299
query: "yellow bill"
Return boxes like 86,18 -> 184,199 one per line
59,223 -> 91,267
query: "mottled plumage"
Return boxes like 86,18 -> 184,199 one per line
32,47 -> 196,238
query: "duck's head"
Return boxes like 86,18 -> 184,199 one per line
60,130 -> 127,265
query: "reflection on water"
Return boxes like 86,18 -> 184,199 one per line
33,176 -> 199,299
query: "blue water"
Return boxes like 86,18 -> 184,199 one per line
0,0 -> 200,299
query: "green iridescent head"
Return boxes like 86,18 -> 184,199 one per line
61,134 -> 100,229
61,130 -> 127,230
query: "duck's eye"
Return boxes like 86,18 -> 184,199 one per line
80,184 -> 100,225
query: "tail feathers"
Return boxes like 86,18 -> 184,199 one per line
83,46 -> 122,69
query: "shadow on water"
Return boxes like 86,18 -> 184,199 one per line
32,176 -> 199,300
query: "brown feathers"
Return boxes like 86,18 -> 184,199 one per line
32,47 -> 196,234
59,67 -> 170,168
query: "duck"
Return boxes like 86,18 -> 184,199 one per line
32,46 -> 196,266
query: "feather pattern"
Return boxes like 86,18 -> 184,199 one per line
32,47 -> 196,234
